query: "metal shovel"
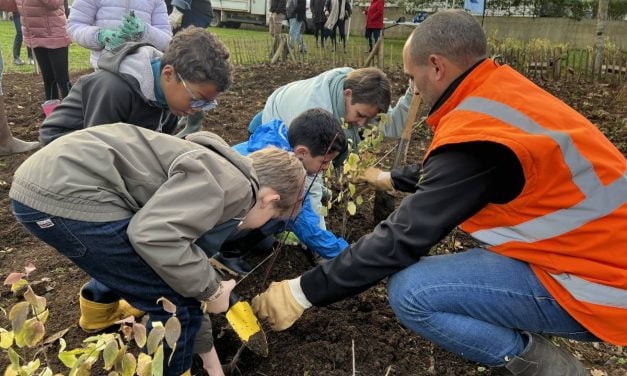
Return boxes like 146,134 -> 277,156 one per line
373,94 -> 422,222
225,291 -> 269,357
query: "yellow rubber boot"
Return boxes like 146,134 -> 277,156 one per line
78,295 -> 144,333
180,370 -> 191,376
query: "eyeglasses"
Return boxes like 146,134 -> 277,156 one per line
177,73 -> 218,111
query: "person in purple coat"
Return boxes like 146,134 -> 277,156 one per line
67,0 -> 172,69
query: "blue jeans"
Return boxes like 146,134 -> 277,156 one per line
288,18 -> 306,52
12,13 -> 32,60
11,200 -> 202,376
387,248 -> 598,367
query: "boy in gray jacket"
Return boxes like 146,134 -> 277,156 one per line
10,124 -> 306,376
39,26 -> 231,145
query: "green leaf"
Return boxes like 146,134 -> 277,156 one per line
347,201 -> 357,216
9,302 -> 30,333
164,317 -> 181,349
8,347 -> 21,369
21,359 -> 40,374
348,183 -> 356,196
133,323 -> 147,348
39,367 -> 53,376
136,353 -> 152,376
356,195 -> 364,205
151,345 -> 164,376
156,298 -> 176,315
0,329 -> 14,349
146,326 -> 165,355
121,353 -> 136,376
103,339 -> 119,370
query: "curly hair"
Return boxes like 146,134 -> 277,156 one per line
160,26 -> 234,92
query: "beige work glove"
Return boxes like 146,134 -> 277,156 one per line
354,167 -> 394,192
199,279 -> 236,314
252,279 -> 309,331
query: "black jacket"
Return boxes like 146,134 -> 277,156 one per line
270,0 -> 288,14
39,43 -> 178,145
299,62 -> 527,306
311,0 -> 326,22
287,0 -> 306,21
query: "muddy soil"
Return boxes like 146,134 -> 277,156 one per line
0,64 -> 625,376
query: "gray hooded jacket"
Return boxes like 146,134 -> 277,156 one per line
11,124 -> 259,301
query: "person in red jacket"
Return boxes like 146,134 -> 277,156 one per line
364,0 -> 383,52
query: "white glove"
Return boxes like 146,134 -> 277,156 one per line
169,7 -> 184,30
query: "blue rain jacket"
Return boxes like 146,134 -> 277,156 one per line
233,119 -> 349,258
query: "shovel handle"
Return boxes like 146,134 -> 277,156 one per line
229,291 -> 240,308
392,93 -> 421,169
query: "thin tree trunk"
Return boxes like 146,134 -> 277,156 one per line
593,0 -> 609,81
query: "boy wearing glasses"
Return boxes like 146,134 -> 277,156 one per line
38,26 -> 230,145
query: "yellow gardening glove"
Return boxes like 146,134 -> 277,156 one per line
252,279 -> 307,331
354,167 -> 394,192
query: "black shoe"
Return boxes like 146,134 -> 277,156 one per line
209,254 -> 252,277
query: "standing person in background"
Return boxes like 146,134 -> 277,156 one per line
363,0 -> 383,53
67,0 -> 172,70
268,0 -> 287,56
286,0 -> 307,53
0,48 -> 39,155
12,12 -> 34,65
310,0 -> 326,47
166,0 -> 215,138
16,0 -> 72,108
324,0 -> 351,52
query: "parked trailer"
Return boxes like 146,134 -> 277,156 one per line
210,0 -> 313,31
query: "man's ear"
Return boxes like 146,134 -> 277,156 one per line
343,88 -> 352,99
292,145 -> 310,159
429,55 -> 447,81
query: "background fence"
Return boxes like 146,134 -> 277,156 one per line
221,36 -> 627,84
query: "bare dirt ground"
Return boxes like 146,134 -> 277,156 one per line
0,63 -> 625,375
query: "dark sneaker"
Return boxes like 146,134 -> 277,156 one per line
209,254 -> 252,277
13,58 -> 24,65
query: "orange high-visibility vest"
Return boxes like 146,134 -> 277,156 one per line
424,59 -> 627,345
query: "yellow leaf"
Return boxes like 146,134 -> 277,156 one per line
103,339 -> 118,370
23,288 -> 46,316
356,195 -> 364,205
121,353 -> 136,376
347,201 -> 357,216
3,365 -> 18,376
10,279 -> 28,295
0,329 -> 14,349
133,323 -> 147,348
146,326 -> 165,355
136,354 -> 152,376
21,319 -> 45,347
21,359 -> 40,374
151,345 -> 164,376
156,298 -> 176,315
164,317 -> 181,349
8,302 -> 29,333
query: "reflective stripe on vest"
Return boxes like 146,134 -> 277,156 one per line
456,96 -> 627,309
456,97 -> 627,247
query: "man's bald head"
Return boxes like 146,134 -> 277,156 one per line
406,10 -> 488,70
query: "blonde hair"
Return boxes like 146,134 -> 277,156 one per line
249,147 -> 306,216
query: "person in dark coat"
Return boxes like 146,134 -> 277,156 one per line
310,0 -> 327,47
